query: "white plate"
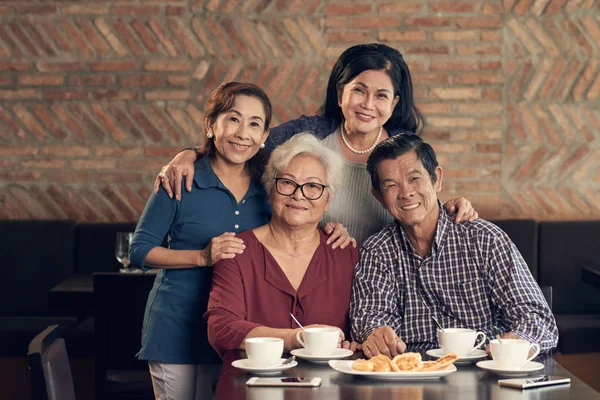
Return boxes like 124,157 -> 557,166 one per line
476,360 -> 544,377
426,348 -> 488,364
231,358 -> 298,375
328,360 -> 457,380
291,348 -> 354,363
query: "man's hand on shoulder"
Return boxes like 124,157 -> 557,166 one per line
362,326 -> 407,358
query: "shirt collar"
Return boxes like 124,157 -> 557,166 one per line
395,200 -> 449,257
192,156 -> 266,198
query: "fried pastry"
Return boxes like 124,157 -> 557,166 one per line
370,354 -> 392,372
421,352 -> 459,371
352,358 -> 374,372
392,352 -> 423,371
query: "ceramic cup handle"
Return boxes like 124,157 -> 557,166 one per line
525,343 -> 540,363
471,331 -> 487,353
296,331 -> 307,348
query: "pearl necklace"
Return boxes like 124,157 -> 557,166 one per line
340,123 -> 383,155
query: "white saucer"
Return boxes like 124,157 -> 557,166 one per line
291,348 -> 354,363
329,360 -> 457,380
231,358 -> 298,375
426,348 -> 488,364
476,360 -> 544,377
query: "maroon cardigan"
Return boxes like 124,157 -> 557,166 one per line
205,229 -> 358,357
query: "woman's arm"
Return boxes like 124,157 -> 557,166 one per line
443,197 -> 478,223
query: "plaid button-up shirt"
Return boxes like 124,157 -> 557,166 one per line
350,203 -> 558,353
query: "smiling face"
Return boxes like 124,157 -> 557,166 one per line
269,154 -> 329,230
338,69 -> 400,136
211,94 -> 269,167
373,150 -> 443,231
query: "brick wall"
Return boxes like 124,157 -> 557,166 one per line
0,0 -> 598,221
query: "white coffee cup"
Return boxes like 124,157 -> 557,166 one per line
295,327 -> 340,357
244,337 -> 284,368
490,339 -> 540,369
438,328 -> 487,358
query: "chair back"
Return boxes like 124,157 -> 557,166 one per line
94,272 -> 155,399
540,285 -> 553,310
28,325 -> 76,400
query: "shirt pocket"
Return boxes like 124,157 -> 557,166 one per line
450,279 -> 492,328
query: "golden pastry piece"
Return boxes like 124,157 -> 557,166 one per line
392,352 -> 423,371
370,354 -> 392,372
352,358 -> 374,372
421,352 -> 459,371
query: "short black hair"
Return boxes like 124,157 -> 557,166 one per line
318,43 -> 424,134
367,135 -> 439,194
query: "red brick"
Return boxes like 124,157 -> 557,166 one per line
113,19 -> 145,56
68,75 -> 115,86
457,103 -> 502,114
43,145 -> 90,157
37,62 -> 85,72
0,62 -> 30,71
119,75 -> 163,87
119,158 -> 166,171
14,5 -> 56,15
90,103 -> 127,142
0,146 -> 39,156
477,143 -> 502,153
482,88 -> 502,101
481,116 -> 503,127
32,105 -> 68,140
71,159 -> 117,170
431,60 -> 478,71
451,129 -> 502,141
145,90 -> 190,100
93,146 -> 143,157
431,2 -> 477,12
412,73 -> 450,84
90,61 -> 137,71
378,30 -> 426,42
481,61 -> 502,70
8,20 -> 38,56
114,5 -> 161,15
131,19 -> 159,53
22,159 -> 67,169
481,31 -> 502,42
168,19 -> 202,58
166,5 -> 186,15
62,4 -> 110,14
93,90 -> 139,100
22,19 -> 55,57
39,21 -> 72,52
406,45 -> 449,54
456,45 -> 501,55
0,25 -> 22,57
455,17 -> 502,28
0,171 -> 42,181
129,105 -> 163,142
454,72 -> 503,85
433,30 -> 478,41
405,17 -> 451,27
428,117 -> 476,127
108,105 -> 144,140
144,60 -> 190,72
378,3 -> 424,13
0,89 -> 39,100
327,31 -> 372,43
59,20 -> 94,57
167,76 -> 190,86
18,75 -> 63,86
419,103 -> 453,114
145,146 -> 185,157
352,17 -> 399,29
51,104 -> 86,140
148,19 -> 180,57
482,3 -> 503,14
98,172 -> 144,183
324,4 -> 373,14
431,87 -> 479,100
42,89 -> 89,100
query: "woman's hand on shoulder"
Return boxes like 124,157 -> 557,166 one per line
153,148 -> 199,201
199,232 -> 245,266
324,222 -> 357,249
444,197 -> 478,223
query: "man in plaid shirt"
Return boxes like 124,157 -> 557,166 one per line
350,135 -> 558,358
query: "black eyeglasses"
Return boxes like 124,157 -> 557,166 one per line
274,178 -> 328,200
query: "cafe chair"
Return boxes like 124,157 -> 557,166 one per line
541,285 -> 553,310
28,324 -> 76,400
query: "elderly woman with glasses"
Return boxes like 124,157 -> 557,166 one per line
205,133 -> 359,357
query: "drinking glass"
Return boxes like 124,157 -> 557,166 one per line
115,232 -> 133,273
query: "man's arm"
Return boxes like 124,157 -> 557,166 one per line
350,247 -> 402,343
486,235 -> 558,353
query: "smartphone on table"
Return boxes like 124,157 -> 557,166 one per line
498,375 -> 570,389
246,377 -> 321,387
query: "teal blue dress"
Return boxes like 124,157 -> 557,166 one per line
130,157 -> 271,364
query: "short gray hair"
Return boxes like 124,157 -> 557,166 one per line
262,133 -> 344,200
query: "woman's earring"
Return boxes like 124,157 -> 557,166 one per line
260,143 -> 265,149
206,131 -> 213,139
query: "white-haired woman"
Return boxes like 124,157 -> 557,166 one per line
205,133 -> 360,357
